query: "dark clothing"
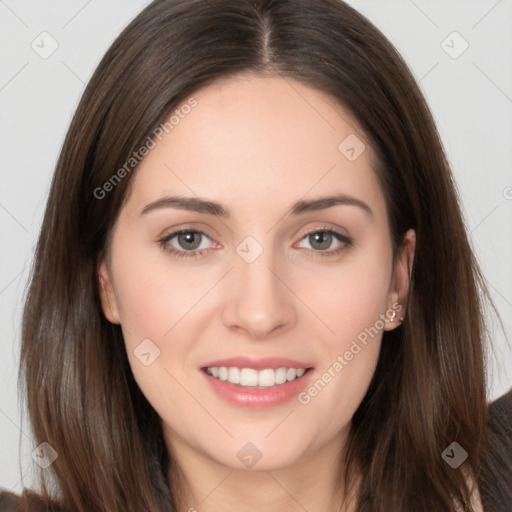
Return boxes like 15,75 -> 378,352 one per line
479,389 -> 512,512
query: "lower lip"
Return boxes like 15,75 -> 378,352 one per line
201,369 -> 314,409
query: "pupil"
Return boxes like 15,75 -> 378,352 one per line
312,232 -> 331,250
180,232 -> 200,249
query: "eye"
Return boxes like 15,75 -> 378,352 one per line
294,227 -> 353,257
158,225 -> 353,260
158,229 -> 216,259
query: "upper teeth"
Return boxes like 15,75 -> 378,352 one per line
206,367 -> 307,387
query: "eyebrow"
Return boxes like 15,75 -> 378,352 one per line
140,194 -> 373,218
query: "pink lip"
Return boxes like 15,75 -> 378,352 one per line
201,370 -> 314,409
199,357 -> 315,409
200,356 -> 314,371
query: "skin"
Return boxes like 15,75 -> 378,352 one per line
98,74 -> 416,512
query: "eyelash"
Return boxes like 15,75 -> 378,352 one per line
157,225 -> 353,260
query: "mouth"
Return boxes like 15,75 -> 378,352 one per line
202,366 -> 312,389
199,357 -> 315,408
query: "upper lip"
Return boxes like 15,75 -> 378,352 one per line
201,356 -> 314,371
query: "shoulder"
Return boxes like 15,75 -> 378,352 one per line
488,388 -> 512,421
0,490 -> 21,511
486,387 -> 512,455
478,388 -> 512,512
0,488 -> 64,511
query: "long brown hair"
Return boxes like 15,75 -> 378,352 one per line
16,0 -> 501,510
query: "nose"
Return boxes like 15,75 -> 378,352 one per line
221,249 -> 297,340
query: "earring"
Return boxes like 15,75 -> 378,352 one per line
389,310 -> 396,322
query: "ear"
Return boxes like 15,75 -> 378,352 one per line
384,228 -> 415,331
97,253 -> 121,324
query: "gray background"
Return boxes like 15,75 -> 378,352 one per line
1,0 -> 511,493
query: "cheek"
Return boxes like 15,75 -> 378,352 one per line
303,238 -> 392,348
295,240 -> 392,425
108,240 -> 207,414
110,237 -> 207,346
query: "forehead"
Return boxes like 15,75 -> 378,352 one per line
126,74 -> 386,221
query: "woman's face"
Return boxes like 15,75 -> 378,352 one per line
98,74 -> 413,473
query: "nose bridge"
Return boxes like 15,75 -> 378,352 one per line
235,234 -> 286,308
222,234 -> 296,337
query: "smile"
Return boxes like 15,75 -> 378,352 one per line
205,366 -> 309,388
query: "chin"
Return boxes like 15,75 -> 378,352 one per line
204,434 -> 312,472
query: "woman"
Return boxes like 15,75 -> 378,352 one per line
1,0 -> 511,510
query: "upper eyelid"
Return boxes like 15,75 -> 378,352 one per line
161,225 -> 350,247
161,227 -> 216,243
